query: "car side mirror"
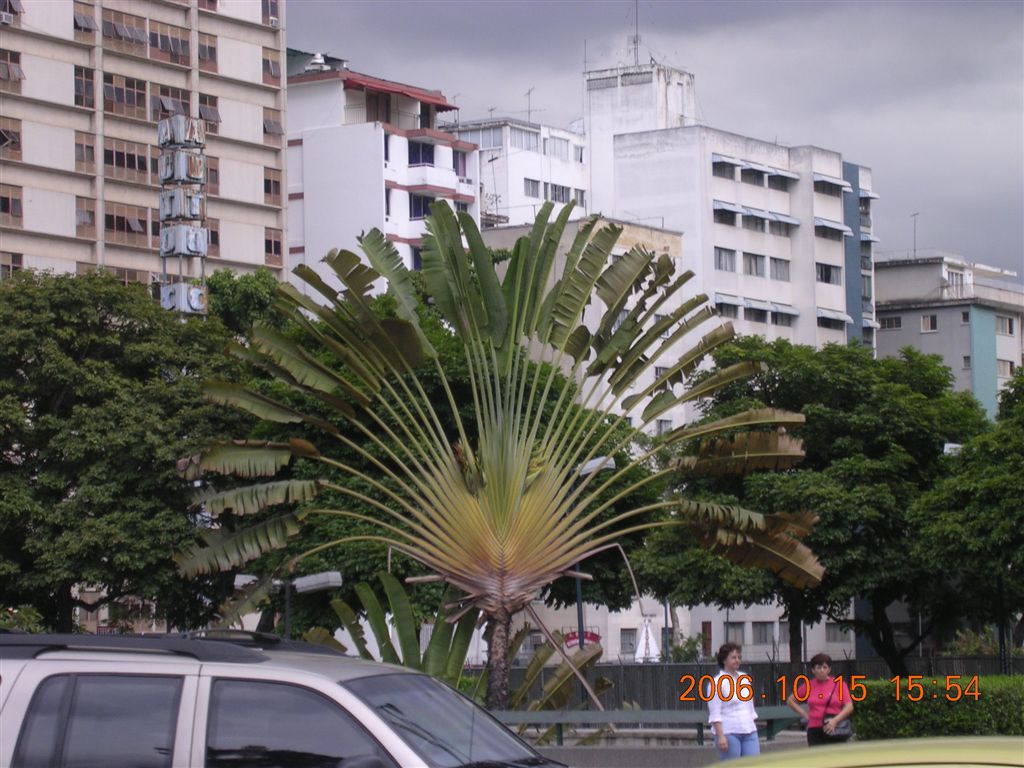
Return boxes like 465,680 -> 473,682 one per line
339,756 -> 389,768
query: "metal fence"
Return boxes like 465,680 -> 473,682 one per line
507,656 -> 1024,711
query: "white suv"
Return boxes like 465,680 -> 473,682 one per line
0,632 -> 564,768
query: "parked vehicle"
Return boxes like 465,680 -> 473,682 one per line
0,632 -> 566,768
728,735 -> 1024,767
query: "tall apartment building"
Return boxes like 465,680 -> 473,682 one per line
586,63 -> 878,351
0,0 -> 286,284
286,51 -> 479,289
875,249 -> 1023,419
451,117 -> 587,228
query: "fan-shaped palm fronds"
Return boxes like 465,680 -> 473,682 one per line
177,202 -> 822,707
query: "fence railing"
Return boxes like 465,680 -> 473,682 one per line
506,656 -> 1023,711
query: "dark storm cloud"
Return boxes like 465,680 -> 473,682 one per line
287,0 -> 1023,274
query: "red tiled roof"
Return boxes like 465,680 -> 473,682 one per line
342,71 -> 456,111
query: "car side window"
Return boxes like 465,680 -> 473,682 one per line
13,674 -> 182,768
205,679 -> 395,768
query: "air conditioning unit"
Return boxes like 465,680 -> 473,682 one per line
158,150 -> 205,184
0,12 -> 14,25
160,224 -> 208,258
160,282 -> 208,314
157,115 -> 205,149
159,189 -> 204,222
268,15 -> 279,28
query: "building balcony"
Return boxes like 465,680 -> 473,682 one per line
402,162 -> 459,191
942,282 -> 1024,309
860,214 -> 872,228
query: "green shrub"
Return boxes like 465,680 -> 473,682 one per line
854,676 -> 1024,740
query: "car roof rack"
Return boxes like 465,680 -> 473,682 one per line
0,633 -> 267,663
165,629 -> 346,657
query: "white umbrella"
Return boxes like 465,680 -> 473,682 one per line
634,617 -> 660,663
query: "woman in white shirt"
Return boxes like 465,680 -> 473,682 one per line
707,642 -> 760,760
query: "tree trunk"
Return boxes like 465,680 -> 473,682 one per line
486,607 -> 512,710
56,583 -> 75,633
869,601 -> 910,676
787,614 -> 803,671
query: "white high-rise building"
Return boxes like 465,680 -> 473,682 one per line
286,51 -> 479,289
0,0 -> 287,283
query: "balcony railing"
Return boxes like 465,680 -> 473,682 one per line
861,255 -> 873,272
942,282 -> 1024,306
860,214 -> 872,228
345,106 -> 424,130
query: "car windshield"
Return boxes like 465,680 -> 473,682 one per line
342,673 -> 550,768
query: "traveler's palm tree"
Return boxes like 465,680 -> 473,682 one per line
177,202 -> 822,708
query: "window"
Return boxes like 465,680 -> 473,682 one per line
264,227 -> 282,267
752,622 -> 773,645
510,127 -> 538,152
574,144 -> 584,163
0,116 -> 21,161
543,135 -> 569,160
767,174 -> 790,191
411,246 -> 422,270
742,213 -> 765,233
769,257 -> 790,282
408,141 -> 434,166
0,0 -> 24,23
654,366 -> 669,379
545,183 -> 570,203
262,47 -> 281,85
103,73 -> 147,120
458,126 -> 502,150
384,188 -> 391,217
264,167 -> 282,206
815,262 -> 842,285
455,200 -> 469,214
619,628 -> 637,654
0,251 -> 22,278
206,217 -> 220,257
101,9 -> 148,54
997,359 -> 1015,377
261,0 -> 280,25
768,220 -> 792,237
712,161 -> 734,180
12,675 -> 182,768
826,622 -> 850,643
713,208 -> 736,226
151,83 -> 189,122
574,188 -> 586,207
921,314 -> 938,332
946,269 -> 965,297
0,50 -> 26,95
76,196 -> 95,237
815,224 -> 844,242
199,0 -> 218,9
104,202 -> 149,245
743,252 -> 765,277
814,179 -> 844,197
383,132 -> 390,162
205,680 -> 387,768
744,308 -> 767,324
206,156 -> 219,195
778,621 -> 790,644
150,206 -> 160,250
452,150 -> 467,178
717,303 -> 739,319
818,316 -> 845,331
880,316 -> 901,330
199,94 -> 221,133
740,168 -> 765,186
656,419 -> 672,436
996,315 -> 1016,335
961,310 -> 970,324
725,622 -> 744,645
770,312 -> 794,327
263,108 -> 284,144
962,356 -> 971,370
409,193 -> 432,220
73,1 -> 97,42
75,130 -> 95,172
0,184 -> 23,228
366,91 -> 391,124
655,313 -> 670,338
103,137 -> 151,184
714,247 -> 735,272
523,178 -> 540,198
74,66 -> 94,108
149,22 -> 190,66
198,33 -> 218,72
862,275 -> 873,303
419,102 -> 434,130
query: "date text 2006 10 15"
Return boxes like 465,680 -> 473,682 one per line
678,674 -> 981,703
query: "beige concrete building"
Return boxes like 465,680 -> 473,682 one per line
0,0 -> 286,283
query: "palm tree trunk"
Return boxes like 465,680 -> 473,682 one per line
486,607 -> 512,710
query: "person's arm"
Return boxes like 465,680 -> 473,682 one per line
786,692 -> 809,719
707,675 -> 728,751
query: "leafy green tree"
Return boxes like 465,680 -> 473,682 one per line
639,338 -> 988,673
177,204 -> 822,708
913,370 -> 1024,649
0,271 -> 250,631
206,267 -> 282,336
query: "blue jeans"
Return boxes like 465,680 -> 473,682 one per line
718,731 -> 760,760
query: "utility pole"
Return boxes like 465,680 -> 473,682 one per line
911,212 -> 919,258
525,87 -> 534,124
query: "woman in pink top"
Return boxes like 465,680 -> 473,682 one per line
786,653 -> 855,746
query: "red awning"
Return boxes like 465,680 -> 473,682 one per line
342,71 -> 456,111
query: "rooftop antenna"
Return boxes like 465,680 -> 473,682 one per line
911,212 -> 920,258
487,106 -> 497,119
630,0 -> 640,66
525,86 -> 535,123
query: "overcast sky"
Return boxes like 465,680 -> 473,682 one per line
288,0 -> 1024,278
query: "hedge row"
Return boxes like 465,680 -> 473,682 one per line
853,676 -> 1024,740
